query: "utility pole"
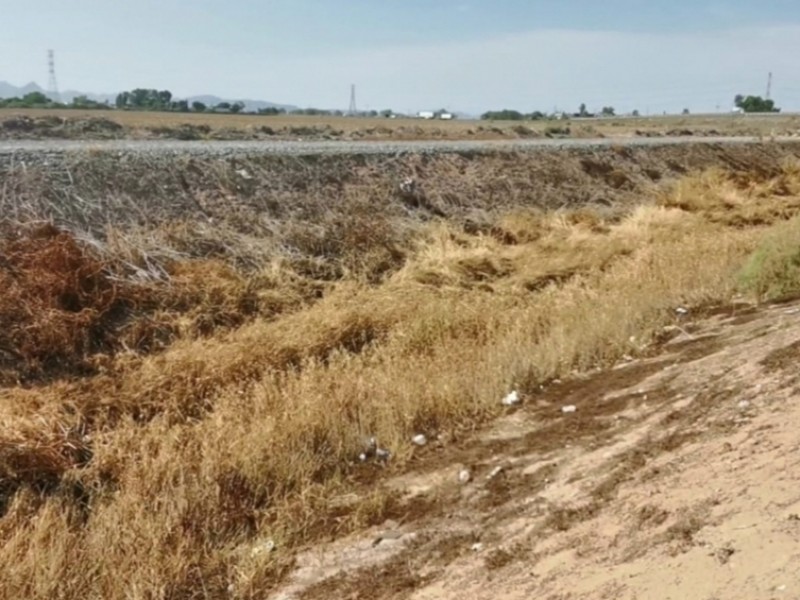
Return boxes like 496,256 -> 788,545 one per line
348,84 -> 357,116
766,72 -> 773,100
47,49 -> 60,103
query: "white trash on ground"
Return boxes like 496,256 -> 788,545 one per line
487,466 -> 504,480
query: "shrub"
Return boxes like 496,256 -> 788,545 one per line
738,216 -> 800,301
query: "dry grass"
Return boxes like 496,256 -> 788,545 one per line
2,108 -> 799,141
2,161 -> 800,598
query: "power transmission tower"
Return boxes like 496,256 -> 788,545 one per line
47,49 -> 60,103
348,84 -> 357,116
766,72 -> 773,100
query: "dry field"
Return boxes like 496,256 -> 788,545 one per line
3,144 -> 800,598
1,107 -> 800,141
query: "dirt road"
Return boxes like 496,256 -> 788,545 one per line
0,136 -> 798,159
264,300 -> 800,600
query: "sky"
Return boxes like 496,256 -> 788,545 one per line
1,0 -> 800,114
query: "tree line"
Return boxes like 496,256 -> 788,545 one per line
481,104 -> 619,121
0,89 -> 783,116
481,95 -> 782,121
0,91 -> 109,109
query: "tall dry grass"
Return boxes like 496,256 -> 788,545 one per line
2,162 -> 800,598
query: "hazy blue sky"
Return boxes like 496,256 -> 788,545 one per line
2,1 -> 800,113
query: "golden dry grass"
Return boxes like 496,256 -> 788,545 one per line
2,107 -> 799,140
2,162 -> 800,598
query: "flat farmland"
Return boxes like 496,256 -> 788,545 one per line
1,107 -> 799,141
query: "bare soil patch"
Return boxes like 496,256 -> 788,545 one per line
287,301 -> 800,600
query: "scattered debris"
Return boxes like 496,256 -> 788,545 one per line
372,530 -> 404,547
458,469 -> 472,484
502,390 -> 521,407
713,545 -> 736,565
399,177 -> 417,194
676,307 -> 689,316
412,434 -> 428,447
738,400 -> 751,410
358,436 -> 391,463
487,466 -> 504,481
561,405 -> 578,414
471,542 -> 484,553
251,539 -> 276,557
235,168 -> 253,180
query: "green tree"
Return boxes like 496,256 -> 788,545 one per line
480,109 -> 525,120
632,109 -> 640,117
230,102 -> 245,113
600,106 -> 615,116
22,91 -> 51,105
157,90 -> 172,106
172,100 -> 189,112
215,102 -> 232,112
191,101 -> 207,112
130,88 -> 151,108
578,103 -> 589,117
115,91 -> 130,109
734,94 -> 779,113
72,95 -> 90,107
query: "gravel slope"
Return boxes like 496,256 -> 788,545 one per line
0,136 -> 797,159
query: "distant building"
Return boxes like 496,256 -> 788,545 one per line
439,112 -> 454,120
418,111 -> 435,119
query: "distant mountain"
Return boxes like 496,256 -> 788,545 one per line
0,81 -> 296,112
61,90 -> 117,105
0,81 -> 47,98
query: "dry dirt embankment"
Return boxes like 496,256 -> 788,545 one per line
3,140 -> 800,599
280,299 -> 800,600
3,141 -> 800,238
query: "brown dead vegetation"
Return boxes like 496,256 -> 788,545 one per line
2,152 -> 800,598
0,223 -> 127,382
2,109 -> 800,141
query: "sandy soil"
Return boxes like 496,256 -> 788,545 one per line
262,300 -> 800,600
